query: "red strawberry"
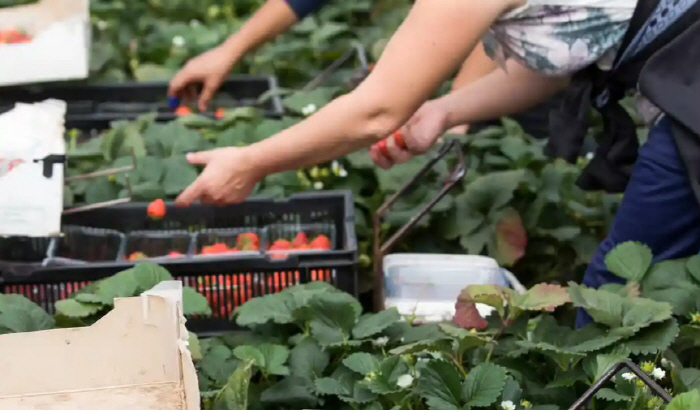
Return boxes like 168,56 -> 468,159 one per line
128,251 -> 148,261
215,107 -> 225,119
309,235 -> 331,250
147,199 -> 166,220
292,232 -> 308,248
168,251 -> 184,258
201,243 -> 229,255
236,232 -> 259,251
174,106 -> 192,116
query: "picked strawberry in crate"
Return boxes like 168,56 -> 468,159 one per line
266,223 -> 335,258
194,228 -> 262,257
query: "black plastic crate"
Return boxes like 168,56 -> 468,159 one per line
0,74 -> 285,130
0,190 -> 357,335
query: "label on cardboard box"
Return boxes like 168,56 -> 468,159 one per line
0,0 -> 90,86
0,99 -> 66,237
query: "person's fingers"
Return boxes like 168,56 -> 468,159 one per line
184,84 -> 198,105
386,137 -> 413,164
369,145 -> 392,169
168,69 -> 191,99
175,176 -> 206,206
198,79 -> 220,112
392,130 -> 407,150
186,150 -> 216,165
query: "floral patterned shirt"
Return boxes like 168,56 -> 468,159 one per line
486,0 -> 638,75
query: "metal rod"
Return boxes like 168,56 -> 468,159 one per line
371,139 -> 466,311
302,44 -> 368,91
567,360 -> 672,410
64,165 -> 133,182
62,198 -> 131,215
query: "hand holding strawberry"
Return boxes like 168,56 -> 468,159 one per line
369,101 -> 449,169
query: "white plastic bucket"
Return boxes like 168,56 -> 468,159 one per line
383,253 -> 525,323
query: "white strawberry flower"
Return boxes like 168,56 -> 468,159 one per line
622,372 -> 636,381
172,35 -> 186,47
96,20 -> 108,30
313,181 -> 324,190
301,103 -> 317,116
651,367 -> 666,380
372,336 -> 389,347
501,400 -> 516,410
396,374 -> 414,388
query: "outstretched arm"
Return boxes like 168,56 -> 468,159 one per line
246,0 -> 521,175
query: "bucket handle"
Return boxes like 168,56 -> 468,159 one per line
372,138 -> 466,311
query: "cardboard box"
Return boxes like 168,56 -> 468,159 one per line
0,281 -> 200,410
0,99 -> 66,237
0,0 -> 90,86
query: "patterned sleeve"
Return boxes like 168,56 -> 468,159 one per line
488,4 -> 635,75
285,0 -> 331,19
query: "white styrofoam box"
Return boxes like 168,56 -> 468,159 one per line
383,253 -> 524,323
0,99 -> 66,237
0,0 -> 90,86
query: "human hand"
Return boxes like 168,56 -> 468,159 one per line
175,147 -> 263,206
168,45 -> 237,112
369,101 -> 449,169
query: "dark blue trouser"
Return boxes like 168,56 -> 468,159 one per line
576,116 -> 700,327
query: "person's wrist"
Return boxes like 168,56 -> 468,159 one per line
219,37 -> 246,64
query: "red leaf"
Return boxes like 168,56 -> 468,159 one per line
453,295 -> 488,330
495,208 -> 527,266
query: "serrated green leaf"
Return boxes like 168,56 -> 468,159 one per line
364,355 -> 410,395
308,293 -> 360,345
567,283 -> 623,327
94,269 -> 140,305
289,338 -> 329,381
315,370 -> 376,404
74,293 -> 104,304
182,286 -> 211,316
686,255 -> 700,283
131,263 -> 173,291
187,333 -> 202,360
592,351 -> 630,382
0,294 -> 55,332
510,283 -> 570,313
352,308 -> 400,339
343,353 -> 380,376
623,318 -> 679,355
678,368 -> 700,392
500,376 -> 522,404
462,363 -> 508,408
389,338 -> 453,356
595,388 -> 633,402
416,360 -> 463,410
199,345 -> 236,385
604,241 -> 653,283
260,376 -> 318,407
219,359 -> 254,410
233,344 -> 289,376
667,390 -> 700,410
54,299 -> 102,319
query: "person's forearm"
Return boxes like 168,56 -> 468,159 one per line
219,0 -> 301,61
437,59 -> 570,129
450,41 -> 499,91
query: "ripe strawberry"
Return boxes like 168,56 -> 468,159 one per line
168,251 -> 184,258
128,252 -> 148,261
291,232 -> 308,248
174,106 -> 192,116
201,243 -> 229,255
147,199 -> 166,220
271,239 -> 292,249
309,235 -> 331,250
236,232 -> 259,251
215,107 -> 225,119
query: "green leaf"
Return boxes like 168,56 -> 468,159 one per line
463,169 -> 526,213
199,345 -> 236,384
667,390 -> 700,410
416,360 -> 463,410
219,359 -> 254,410
289,338 -> 329,380
364,355 -> 410,395
509,283 -> 570,313
604,241 -> 653,283
315,369 -> 376,404
461,363 -> 508,408
188,333 -> 202,360
0,294 -> 55,332
182,286 -> 211,316
260,376 -> 318,407
162,156 -> 198,195
233,344 -> 290,376
282,87 -> 336,113
623,318 -> 679,355
308,293 -> 360,345
352,308 -> 400,339
343,353 -> 380,376
132,263 -> 173,291
94,269 -> 140,305
685,255 -> 700,283
594,388 -> 633,402
54,299 -> 102,318
566,283 -> 624,328
592,350 -> 630,382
